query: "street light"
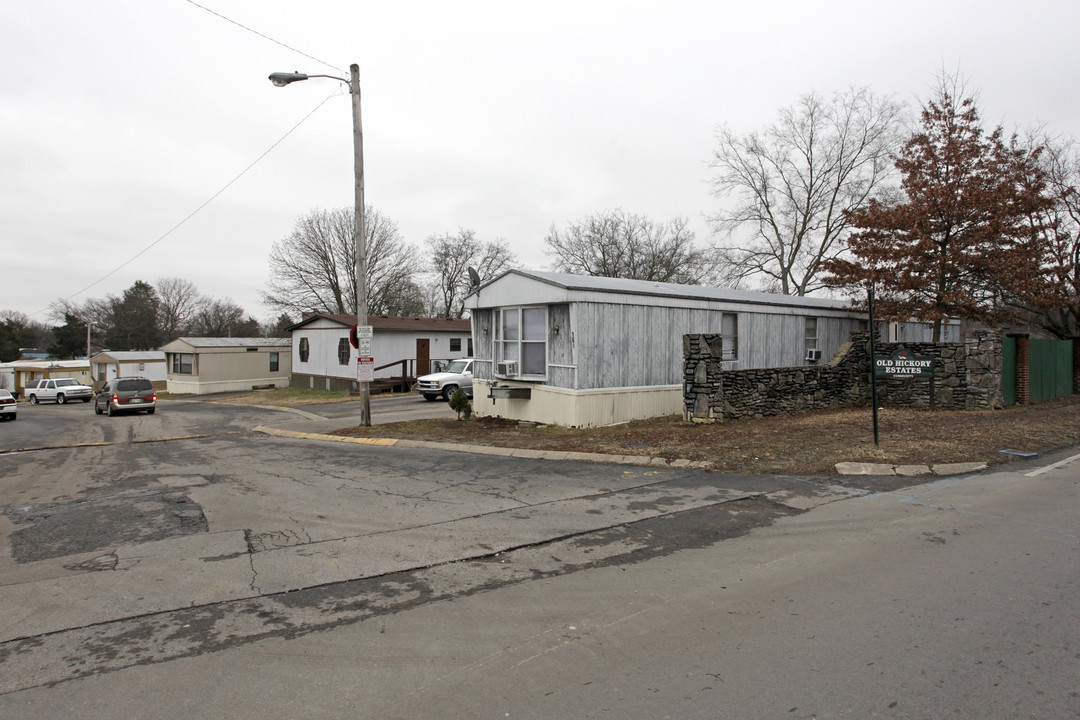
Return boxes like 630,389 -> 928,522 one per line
269,63 -> 370,426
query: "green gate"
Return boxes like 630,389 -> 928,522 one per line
1029,339 -> 1073,403
1002,336 -> 1016,406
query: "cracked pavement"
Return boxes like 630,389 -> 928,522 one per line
0,396 -> 867,692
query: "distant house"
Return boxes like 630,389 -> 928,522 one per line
89,350 -> 168,388
286,314 -> 472,392
0,359 -> 93,397
161,337 -> 291,395
464,270 -> 868,427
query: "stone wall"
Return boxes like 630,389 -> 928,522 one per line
683,331 -> 1004,423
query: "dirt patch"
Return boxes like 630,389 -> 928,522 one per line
330,396 -> 1080,475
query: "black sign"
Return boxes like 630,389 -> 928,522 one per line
874,348 -> 933,377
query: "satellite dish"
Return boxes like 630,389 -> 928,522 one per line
467,267 -> 481,288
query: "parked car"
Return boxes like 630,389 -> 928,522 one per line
415,359 -> 473,401
94,377 -> 157,416
0,389 -> 16,420
24,378 -> 94,404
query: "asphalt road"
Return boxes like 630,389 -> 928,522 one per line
0,396 -> 1077,718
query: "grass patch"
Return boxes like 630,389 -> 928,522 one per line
210,387 -> 361,407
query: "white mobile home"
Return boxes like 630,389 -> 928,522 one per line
465,270 -> 867,427
287,314 -> 473,392
89,350 -> 168,388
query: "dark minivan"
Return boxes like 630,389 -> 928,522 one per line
95,377 -> 157,416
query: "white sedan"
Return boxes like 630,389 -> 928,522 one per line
0,389 -> 16,421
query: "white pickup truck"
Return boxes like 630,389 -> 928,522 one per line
415,359 -> 473,401
24,378 -> 95,404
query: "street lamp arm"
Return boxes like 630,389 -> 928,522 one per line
268,71 -> 348,87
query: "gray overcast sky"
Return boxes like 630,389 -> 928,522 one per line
4,0 -> 1079,322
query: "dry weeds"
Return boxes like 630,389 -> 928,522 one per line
331,396 -> 1080,475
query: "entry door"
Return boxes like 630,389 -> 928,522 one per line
416,338 -> 430,376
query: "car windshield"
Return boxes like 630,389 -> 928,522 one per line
55,379 -> 79,387
445,360 -> 470,374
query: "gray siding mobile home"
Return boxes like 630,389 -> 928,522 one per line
465,270 -> 866,427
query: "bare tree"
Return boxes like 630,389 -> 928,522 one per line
189,298 -> 247,337
544,210 -> 721,285
428,230 -> 517,317
1017,131 -> 1080,337
156,277 -> 202,341
365,210 -> 423,316
263,206 -> 421,317
709,88 -> 907,295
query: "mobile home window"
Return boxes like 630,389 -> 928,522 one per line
337,338 -> 350,365
805,317 -> 818,351
496,306 -> 547,376
172,353 -> 193,374
450,338 -> 462,352
299,337 -> 310,362
270,352 -> 280,372
722,314 -> 738,360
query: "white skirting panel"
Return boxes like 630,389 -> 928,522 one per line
473,380 -> 682,428
165,377 -> 282,395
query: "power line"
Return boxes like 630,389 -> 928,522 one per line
40,92 -> 341,317
181,0 -> 343,75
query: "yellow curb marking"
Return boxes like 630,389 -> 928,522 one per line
255,426 -> 398,446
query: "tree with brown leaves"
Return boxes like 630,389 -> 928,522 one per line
825,82 -> 1056,341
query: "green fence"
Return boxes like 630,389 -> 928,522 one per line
1029,339 -> 1073,403
1002,337 -> 1016,406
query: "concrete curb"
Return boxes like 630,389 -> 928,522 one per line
254,417 -> 992,478
253,426 -> 711,469
834,460 -> 988,477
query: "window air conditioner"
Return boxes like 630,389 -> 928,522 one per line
496,360 -> 519,377
805,349 -> 822,362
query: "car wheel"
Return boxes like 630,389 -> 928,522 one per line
94,402 -> 103,415
422,394 -> 438,402
146,407 -> 156,415
107,403 -> 115,417
56,393 -> 66,404
442,384 -> 458,401
29,394 -> 38,405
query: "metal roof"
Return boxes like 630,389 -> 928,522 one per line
285,314 -> 471,333
174,337 -> 291,348
0,359 -> 90,370
90,351 -> 166,362
478,269 -> 859,311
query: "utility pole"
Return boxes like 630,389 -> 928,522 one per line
350,63 -> 370,426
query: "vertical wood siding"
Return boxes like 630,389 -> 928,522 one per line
473,301 -> 865,391
472,309 -> 495,380
575,304 -> 725,389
